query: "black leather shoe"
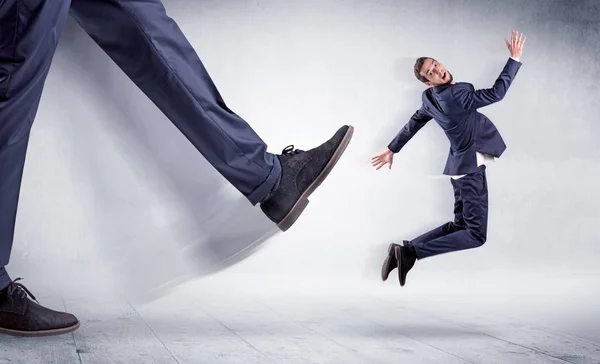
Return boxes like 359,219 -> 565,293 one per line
260,125 -> 354,231
395,245 -> 417,287
0,278 -> 79,337
381,243 -> 400,281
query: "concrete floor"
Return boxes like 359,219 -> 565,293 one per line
1,271 -> 599,364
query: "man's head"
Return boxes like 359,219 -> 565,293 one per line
414,57 -> 453,87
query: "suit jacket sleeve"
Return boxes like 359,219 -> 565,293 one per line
387,106 -> 432,153
452,57 -> 522,110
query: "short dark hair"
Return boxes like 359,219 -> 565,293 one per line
414,57 -> 435,83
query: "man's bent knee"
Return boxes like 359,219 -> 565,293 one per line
468,229 -> 486,248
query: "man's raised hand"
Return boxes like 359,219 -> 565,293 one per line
505,30 -> 526,61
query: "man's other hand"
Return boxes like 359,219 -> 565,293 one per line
371,149 -> 395,170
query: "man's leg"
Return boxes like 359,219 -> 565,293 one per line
68,0 -> 353,231
385,166 -> 488,286
406,179 -> 466,248
0,268 -> 10,291
409,166 -> 488,259
0,0 -> 79,337
381,177 -> 465,283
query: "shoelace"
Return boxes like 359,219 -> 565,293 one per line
6,278 -> 38,304
281,145 -> 303,156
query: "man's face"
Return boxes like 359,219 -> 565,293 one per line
420,58 -> 453,86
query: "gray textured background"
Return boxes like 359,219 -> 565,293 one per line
5,0 -> 599,302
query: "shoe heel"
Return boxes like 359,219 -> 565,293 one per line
388,243 -> 395,254
277,198 -> 310,232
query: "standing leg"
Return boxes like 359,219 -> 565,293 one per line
0,0 -> 79,337
68,0 -> 353,231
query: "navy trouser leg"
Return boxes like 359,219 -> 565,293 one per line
0,0 -> 72,289
0,267 -> 10,291
405,182 -> 466,249
68,0 -> 281,205
407,166 -> 488,259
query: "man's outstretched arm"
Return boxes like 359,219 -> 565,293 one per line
387,106 -> 432,153
371,106 -> 431,170
453,30 -> 526,110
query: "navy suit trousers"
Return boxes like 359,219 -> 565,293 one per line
406,165 -> 488,259
0,0 -> 282,288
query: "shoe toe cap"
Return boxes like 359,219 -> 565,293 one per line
60,312 -> 79,328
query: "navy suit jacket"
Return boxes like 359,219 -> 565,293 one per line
388,57 -> 522,176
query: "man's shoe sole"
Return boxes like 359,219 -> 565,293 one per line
381,243 -> 397,281
276,125 -> 354,232
395,246 -> 407,287
0,321 -> 80,337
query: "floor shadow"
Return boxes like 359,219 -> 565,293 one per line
351,324 -> 481,340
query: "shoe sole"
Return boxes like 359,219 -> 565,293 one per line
396,246 -> 407,287
0,321 -> 80,337
381,243 -> 397,281
277,125 -> 355,232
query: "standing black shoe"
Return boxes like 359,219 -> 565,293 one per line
0,278 -> 80,337
395,245 -> 417,287
260,125 -> 354,231
381,243 -> 401,281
